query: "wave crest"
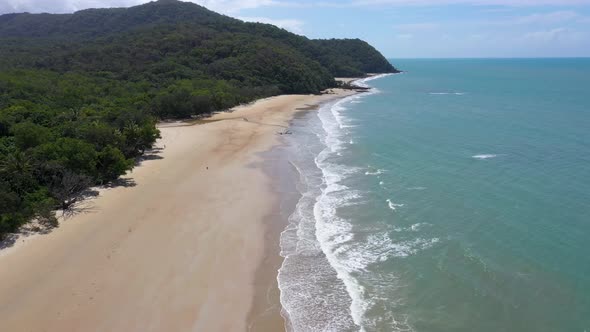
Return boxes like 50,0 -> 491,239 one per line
429,92 -> 466,95
472,154 -> 498,160
386,199 -> 404,211
365,168 -> 387,176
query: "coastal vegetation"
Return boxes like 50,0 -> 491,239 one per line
0,0 -> 398,237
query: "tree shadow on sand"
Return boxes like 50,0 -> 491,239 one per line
0,220 -> 58,250
60,199 -> 100,220
101,177 -> 137,189
135,147 -> 164,167
0,147 -> 165,251
0,233 -> 23,250
0,186 -> 104,248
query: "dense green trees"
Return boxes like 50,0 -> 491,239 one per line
0,0 -> 397,238
0,70 -> 159,236
311,39 -> 397,76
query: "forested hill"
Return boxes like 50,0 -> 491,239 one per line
0,0 -> 397,85
0,0 -> 398,237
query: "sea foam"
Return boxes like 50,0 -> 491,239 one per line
386,199 -> 404,211
313,89 -> 423,330
315,97 -> 370,329
365,168 -> 387,176
280,72 -> 427,332
429,92 -> 466,95
472,154 -> 498,160
407,186 -> 427,191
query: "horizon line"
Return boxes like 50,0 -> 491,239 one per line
387,56 -> 590,60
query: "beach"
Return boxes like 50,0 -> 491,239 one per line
0,88 -> 358,331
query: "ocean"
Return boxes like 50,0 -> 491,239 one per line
278,59 -> 590,332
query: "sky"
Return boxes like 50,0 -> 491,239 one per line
1,0 -> 590,58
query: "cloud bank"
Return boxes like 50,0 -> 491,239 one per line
2,0 -> 589,15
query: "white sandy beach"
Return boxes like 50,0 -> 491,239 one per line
0,88 -> 357,332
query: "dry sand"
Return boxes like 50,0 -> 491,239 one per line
337,74 -> 377,85
0,89 -> 357,332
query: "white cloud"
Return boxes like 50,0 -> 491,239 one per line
352,0 -> 590,6
3,0 -> 590,15
0,0 -> 145,13
395,22 -> 438,31
238,16 -> 304,33
515,10 -> 580,24
412,11 -> 588,31
395,33 -> 413,39
0,0 -> 281,14
470,10 -> 590,28
193,0 -> 278,13
523,27 -> 569,41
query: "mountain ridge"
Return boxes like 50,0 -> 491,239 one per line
0,0 -> 397,78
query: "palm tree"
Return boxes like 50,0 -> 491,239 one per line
0,151 -> 32,177
0,151 -> 33,194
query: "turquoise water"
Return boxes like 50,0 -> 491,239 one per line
279,59 -> 590,331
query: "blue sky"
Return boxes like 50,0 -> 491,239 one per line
2,0 -> 590,58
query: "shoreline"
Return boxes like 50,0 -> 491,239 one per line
245,93 -> 364,332
253,74 -> 389,330
0,87 -> 360,331
247,102 -> 333,331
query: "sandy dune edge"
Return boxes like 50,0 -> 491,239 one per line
0,89 -> 356,332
